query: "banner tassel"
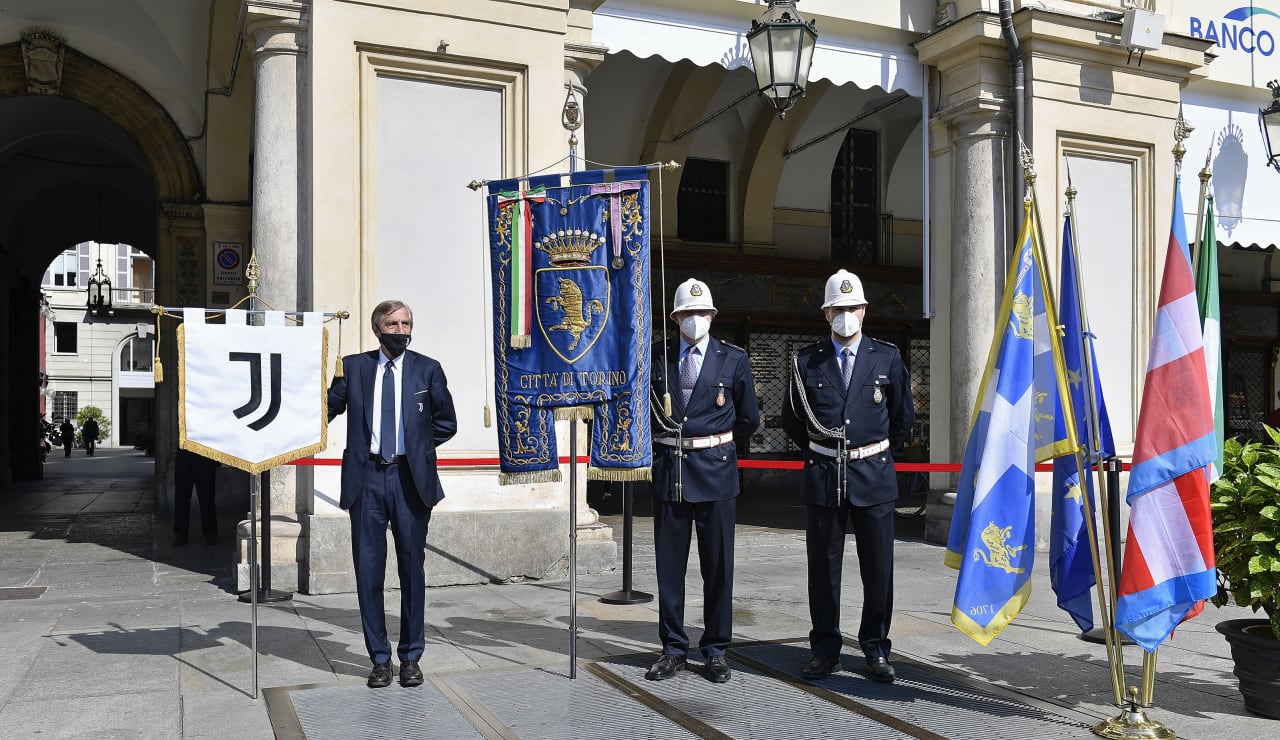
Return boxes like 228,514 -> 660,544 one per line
483,404 -> 492,428
152,307 -> 164,383
335,355 -> 344,378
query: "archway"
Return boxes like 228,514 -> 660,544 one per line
0,40 -> 202,492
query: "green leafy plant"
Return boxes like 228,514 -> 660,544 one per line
73,406 -> 111,446
1210,428 -> 1280,639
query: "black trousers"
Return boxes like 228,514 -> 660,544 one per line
806,499 -> 895,660
653,497 -> 736,658
174,452 -> 218,538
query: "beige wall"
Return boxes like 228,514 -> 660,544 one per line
308,0 -> 580,514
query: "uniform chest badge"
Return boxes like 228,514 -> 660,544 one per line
873,387 -> 884,404
716,387 -> 726,407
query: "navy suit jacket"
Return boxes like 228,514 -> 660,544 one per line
650,336 -> 760,503
327,349 -> 457,510
781,336 -> 914,507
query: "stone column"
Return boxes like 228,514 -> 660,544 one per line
945,105 -> 1010,472
236,0 -> 309,592
562,39 -> 617,573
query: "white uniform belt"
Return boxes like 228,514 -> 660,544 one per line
656,431 -> 735,450
809,439 -> 889,460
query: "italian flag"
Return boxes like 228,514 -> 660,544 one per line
496,186 -> 546,348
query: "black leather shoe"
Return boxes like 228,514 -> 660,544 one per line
172,534 -> 188,547
704,655 -> 731,683
802,654 -> 842,680
367,662 -> 394,688
866,656 -> 896,683
399,659 -> 424,687
645,654 -> 686,681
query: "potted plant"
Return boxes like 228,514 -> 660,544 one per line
1210,430 -> 1280,719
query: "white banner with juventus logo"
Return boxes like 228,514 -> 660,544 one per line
179,308 -> 328,473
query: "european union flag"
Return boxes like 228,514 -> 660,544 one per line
1049,213 -> 1115,634
947,200 -> 1071,645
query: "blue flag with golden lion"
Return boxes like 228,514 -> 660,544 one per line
486,168 -> 652,484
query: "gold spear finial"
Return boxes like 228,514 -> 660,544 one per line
1173,107 -> 1193,172
245,250 -> 260,298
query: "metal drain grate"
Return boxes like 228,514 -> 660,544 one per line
0,587 -> 46,601
733,642 -> 1092,740
595,654 -> 912,739
289,683 -> 486,740
451,667 -> 697,740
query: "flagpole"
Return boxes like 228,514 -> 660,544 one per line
1190,146 -> 1213,276
1063,174 -> 1127,707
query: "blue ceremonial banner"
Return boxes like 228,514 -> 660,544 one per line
1049,213 -> 1115,633
947,201 -> 1072,645
486,168 -> 652,484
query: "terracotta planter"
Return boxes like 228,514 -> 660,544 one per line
1216,618 -> 1280,719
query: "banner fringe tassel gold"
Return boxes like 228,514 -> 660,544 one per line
500,470 -> 562,485
511,335 -> 532,349
554,406 -> 593,422
586,466 -> 651,482
335,355 -> 343,378
153,359 -> 163,383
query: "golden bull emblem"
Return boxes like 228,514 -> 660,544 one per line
545,277 -> 603,351
1010,292 -> 1034,340
973,521 -> 1027,574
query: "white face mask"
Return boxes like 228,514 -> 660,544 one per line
680,315 -> 711,341
831,311 -> 862,338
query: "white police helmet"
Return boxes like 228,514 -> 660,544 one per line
822,269 -> 867,309
671,278 -> 717,316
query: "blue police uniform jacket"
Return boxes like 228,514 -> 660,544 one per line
327,349 -> 458,510
650,336 -> 760,503
781,336 -> 914,507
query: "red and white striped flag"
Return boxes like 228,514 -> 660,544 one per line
1114,178 -> 1219,653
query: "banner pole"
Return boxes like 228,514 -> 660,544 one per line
249,472 -> 259,699
569,421 -> 579,679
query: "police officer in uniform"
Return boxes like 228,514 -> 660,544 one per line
782,269 -> 914,683
646,278 -> 760,683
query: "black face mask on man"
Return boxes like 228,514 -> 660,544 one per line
377,331 -> 411,358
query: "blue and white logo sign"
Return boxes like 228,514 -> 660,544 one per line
1190,4 -> 1279,57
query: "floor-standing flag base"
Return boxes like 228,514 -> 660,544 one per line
601,483 -> 652,605
239,590 -> 293,604
1092,688 -> 1175,739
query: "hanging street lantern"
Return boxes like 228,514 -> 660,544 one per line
747,0 -> 818,119
1261,80 -> 1280,173
86,249 -> 113,316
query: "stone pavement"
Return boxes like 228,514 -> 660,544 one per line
0,449 -> 1273,738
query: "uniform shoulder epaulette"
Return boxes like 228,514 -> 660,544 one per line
719,339 -> 746,354
867,336 -> 899,350
796,341 -> 825,356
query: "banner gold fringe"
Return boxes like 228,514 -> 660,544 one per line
586,466 -> 652,482
500,470 -> 562,485
511,335 -> 532,349
554,406 -> 594,422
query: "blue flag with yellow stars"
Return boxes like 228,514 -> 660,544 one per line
486,168 -> 652,484
1049,213 -> 1115,634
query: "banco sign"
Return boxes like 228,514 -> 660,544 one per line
1190,4 -> 1279,57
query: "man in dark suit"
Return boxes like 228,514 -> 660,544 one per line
646,278 -> 759,684
782,269 -> 914,684
328,299 -> 457,689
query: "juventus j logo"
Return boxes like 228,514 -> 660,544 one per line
229,352 -> 282,431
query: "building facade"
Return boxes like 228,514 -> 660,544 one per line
1,1 -> 1275,592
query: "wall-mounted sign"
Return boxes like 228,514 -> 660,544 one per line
1187,3 -> 1278,87
213,242 -> 244,286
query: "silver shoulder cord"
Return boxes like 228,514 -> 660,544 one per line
651,383 -> 687,500
786,351 -> 849,500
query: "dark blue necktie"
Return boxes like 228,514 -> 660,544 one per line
380,361 -> 396,462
